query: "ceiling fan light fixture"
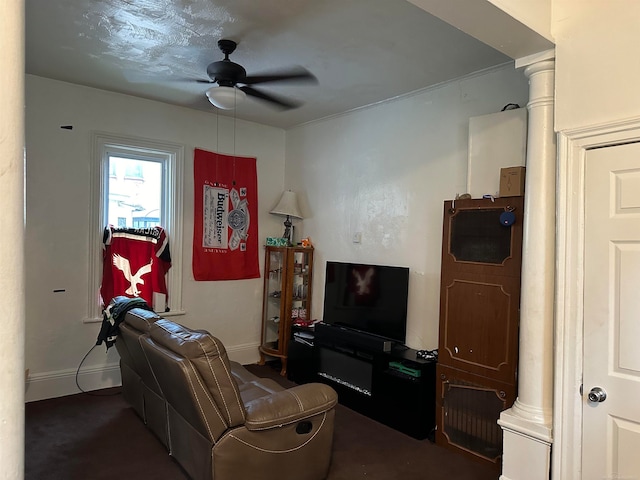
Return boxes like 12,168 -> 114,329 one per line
205,86 -> 246,110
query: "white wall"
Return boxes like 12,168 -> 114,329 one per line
489,0 -> 552,41
286,64 -> 528,350
549,1 -> 640,478
552,0 -> 640,131
25,75 -> 286,401
25,64 -> 528,400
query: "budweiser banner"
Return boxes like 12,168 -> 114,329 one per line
193,148 -> 260,280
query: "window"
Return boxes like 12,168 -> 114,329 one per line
106,156 -> 162,229
88,133 -> 184,321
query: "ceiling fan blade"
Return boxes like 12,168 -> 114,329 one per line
242,67 -> 317,85
238,86 -> 301,110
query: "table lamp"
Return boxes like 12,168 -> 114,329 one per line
270,190 -> 303,245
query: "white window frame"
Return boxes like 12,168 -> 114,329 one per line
87,132 -> 184,322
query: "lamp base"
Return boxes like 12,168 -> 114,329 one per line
282,216 -> 293,246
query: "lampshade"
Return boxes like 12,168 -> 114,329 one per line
270,190 -> 303,219
205,86 -> 246,110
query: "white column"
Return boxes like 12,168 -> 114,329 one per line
0,1 -> 26,479
498,51 -> 555,480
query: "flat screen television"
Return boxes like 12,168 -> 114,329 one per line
322,261 -> 409,344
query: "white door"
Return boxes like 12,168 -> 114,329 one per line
583,142 -> 640,478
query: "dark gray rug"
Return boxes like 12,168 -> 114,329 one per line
25,363 -> 498,480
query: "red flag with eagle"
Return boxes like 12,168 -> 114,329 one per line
192,148 -> 260,281
100,226 -> 171,311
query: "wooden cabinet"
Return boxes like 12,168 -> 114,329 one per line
259,246 -> 313,376
435,196 -> 524,468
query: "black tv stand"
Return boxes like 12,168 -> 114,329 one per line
292,322 -> 436,440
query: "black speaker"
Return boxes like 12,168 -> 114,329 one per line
315,322 -> 393,353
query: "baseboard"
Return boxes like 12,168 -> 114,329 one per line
25,341 -> 262,402
25,363 -> 122,402
226,341 -> 261,366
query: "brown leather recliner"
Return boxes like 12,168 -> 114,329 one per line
115,308 -> 169,448
139,318 -> 338,480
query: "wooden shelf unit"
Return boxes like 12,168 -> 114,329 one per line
259,245 -> 314,376
435,196 -> 524,468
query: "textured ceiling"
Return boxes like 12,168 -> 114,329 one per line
25,0 -> 512,129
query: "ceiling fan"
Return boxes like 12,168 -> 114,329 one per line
200,39 -> 316,110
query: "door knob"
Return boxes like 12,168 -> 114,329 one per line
588,386 -> 607,403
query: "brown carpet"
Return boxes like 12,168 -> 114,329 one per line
25,363 -> 499,480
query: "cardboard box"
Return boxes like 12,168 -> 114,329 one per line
499,166 -> 525,197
